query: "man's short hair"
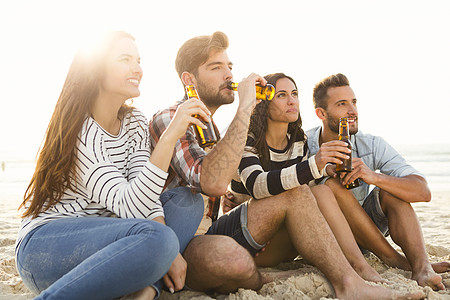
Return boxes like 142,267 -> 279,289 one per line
313,73 -> 350,109
175,31 -> 229,79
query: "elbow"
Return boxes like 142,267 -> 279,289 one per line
413,187 -> 431,203
419,180 -> 432,202
201,182 -> 228,197
410,176 -> 432,203
421,189 -> 432,203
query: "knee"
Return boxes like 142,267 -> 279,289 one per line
380,190 -> 412,213
184,235 -> 256,279
119,221 -> 179,280
136,221 -> 180,257
311,184 -> 332,195
157,225 -> 180,254
219,238 -> 257,281
294,184 -> 311,194
149,224 -> 179,269
282,185 -> 315,206
167,187 -> 204,216
325,178 -> 345,192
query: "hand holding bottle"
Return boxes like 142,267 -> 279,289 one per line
227,82 -> 275,101
314,140 -> 351,170
163,98 -> 211,144
340,157 -> 374,186
151,98 -> 211,173
236,73 -> 267,113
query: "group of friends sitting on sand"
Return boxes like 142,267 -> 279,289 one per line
15,30 -> 450,300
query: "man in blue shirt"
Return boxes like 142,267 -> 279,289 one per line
306,73 -> 449,291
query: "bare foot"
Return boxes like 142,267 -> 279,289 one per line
340,285 -> 425,300
381,253 -> 450,276
382,255 -> 446,290
432,261 -> 450,273
336,278 -> 425,300
380,252 -> 410,270
354,264 -> 388,284
412,266 -> 445,291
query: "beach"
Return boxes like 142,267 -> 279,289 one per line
1,145 -> 449,299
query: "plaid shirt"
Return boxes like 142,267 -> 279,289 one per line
149,98 -> 222,223
149,99 -> 202,192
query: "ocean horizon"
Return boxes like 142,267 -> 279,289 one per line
1,143 -> 449,193
1,143 -> 450,300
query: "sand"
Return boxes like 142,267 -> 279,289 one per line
1,181 -> 449,299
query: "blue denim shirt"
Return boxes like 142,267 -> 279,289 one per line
306,126 -> 423,205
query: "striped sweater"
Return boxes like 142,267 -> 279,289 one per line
16,109 -> 168,254
230,134 -> 324,200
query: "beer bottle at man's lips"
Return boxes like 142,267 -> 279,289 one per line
226,82 -> 276,101
185,85 -> 218,148
335,117 -> 360,189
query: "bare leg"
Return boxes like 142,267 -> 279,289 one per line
326,179 -> 446,290
311,185 -> 385,283
380,190 -> 445,290
183,235 -> 264,294
246,185 -> 424,300
325,179 -> 407,267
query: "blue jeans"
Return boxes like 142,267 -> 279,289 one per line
159,187 -> 204,252
153,187 -> 204,293
16,187 -> 203,300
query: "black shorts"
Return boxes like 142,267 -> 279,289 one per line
205,202 -> 265,256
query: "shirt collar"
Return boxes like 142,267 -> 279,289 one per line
307,126 -> 359,153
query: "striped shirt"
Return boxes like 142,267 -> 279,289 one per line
230,134 -> 325,200
16,109 -> 168,254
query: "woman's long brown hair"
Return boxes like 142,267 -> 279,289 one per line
248,73 -> 305,170
20,31 -> 134,218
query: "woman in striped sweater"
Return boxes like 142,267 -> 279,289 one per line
227,73 -> 385,283
16,31 -> 209,299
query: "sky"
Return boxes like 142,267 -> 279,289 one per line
1,0 -> 449,161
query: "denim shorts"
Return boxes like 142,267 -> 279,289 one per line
362,187 -> 389,236
205,202 -> 265,256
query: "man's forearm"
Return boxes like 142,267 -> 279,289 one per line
200,109 -> 252,196
373,174 -> 431,203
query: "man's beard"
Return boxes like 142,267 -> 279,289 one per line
197,79 -> 234,109
327,115 -> 358,135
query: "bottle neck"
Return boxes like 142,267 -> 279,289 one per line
227,82 -> 238,91
339,122 -> 350,140
186,85 -> 199,98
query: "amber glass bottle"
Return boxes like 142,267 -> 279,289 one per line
335,117 -> 360,189
185,85 -> 217,148
226,82 -> 276,101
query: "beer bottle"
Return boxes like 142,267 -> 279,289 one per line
335,117 -> 360,189
226,82 -> 276,101
185,85 -> 218,148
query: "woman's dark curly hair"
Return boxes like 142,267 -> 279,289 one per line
248,73 -> 305,170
